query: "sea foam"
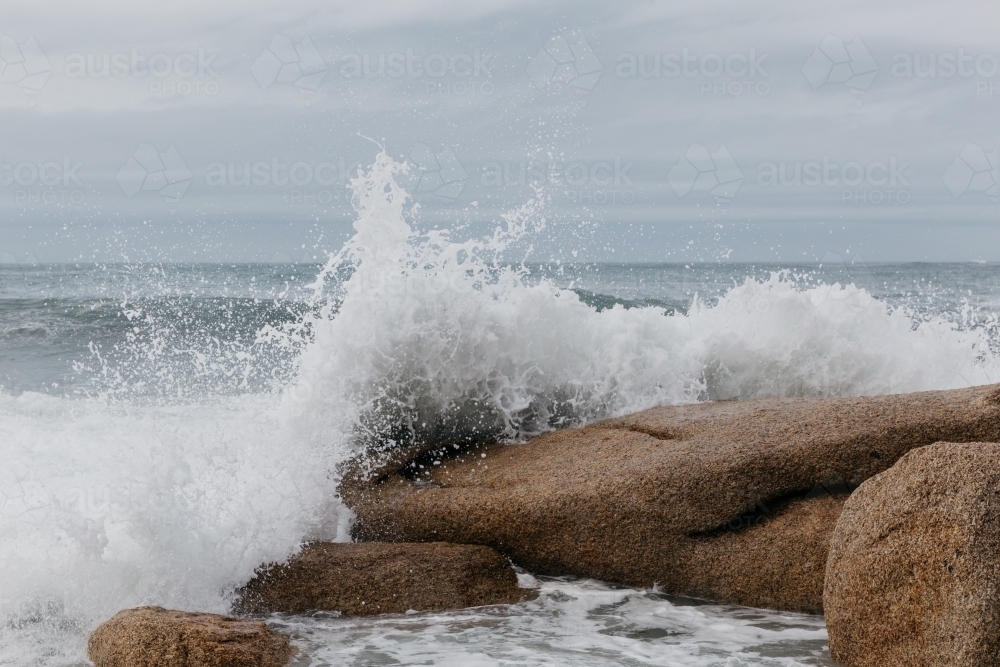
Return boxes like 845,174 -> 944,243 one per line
0,152 -> 997,664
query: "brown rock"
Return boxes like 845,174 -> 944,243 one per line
234,541 -> 535,616
88,607 -> 291,667
344,384 -> 1000,612
673,493 -> 848,612
825,441 -> 1000,667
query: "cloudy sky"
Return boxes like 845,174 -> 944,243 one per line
2,0 -> 1000,263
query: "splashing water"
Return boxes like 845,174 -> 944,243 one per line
286,152 -> 998,450
0,152 -> 998,664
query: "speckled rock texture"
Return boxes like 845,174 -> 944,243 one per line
88,607 -> 291,667
234,541 -> 535,616
343,384 -> 1000,613
825,441 -> 1000,667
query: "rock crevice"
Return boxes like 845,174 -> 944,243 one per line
345,384 -> 1000,612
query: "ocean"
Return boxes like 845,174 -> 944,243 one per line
2,155 -> 1000,665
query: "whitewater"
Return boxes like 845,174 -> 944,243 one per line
1,153 -> 999,665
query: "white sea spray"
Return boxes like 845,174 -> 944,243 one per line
0,152 -> 996,664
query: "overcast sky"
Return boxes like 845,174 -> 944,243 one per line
2,0 -> 1000,263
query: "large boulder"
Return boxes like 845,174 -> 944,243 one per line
235,541 -> 535,616
825,441 -> 1000,667
88,607 -> 291,667
344,384 -> 1000,612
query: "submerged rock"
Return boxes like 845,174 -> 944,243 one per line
88,606 -> 291,667
825,441 -> 1000,667
234,541 -> 535,616
344,384 -> 1000,612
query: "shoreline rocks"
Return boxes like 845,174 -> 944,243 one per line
825,441 -> 1000,667
344,384 -> 1000,612
86,385 -> 1000,664
235,541 -> 536,616
88,607 -> 291,667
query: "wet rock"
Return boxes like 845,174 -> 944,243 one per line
825,441 -> 1000,667
344,384 -> 1000,612
235,541 -> 535,615
88,606 -> 292,667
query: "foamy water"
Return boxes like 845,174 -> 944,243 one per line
1,153 -> 998,665
270,576 -> 833,667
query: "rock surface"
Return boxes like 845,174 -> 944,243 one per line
88,607 -> 291,667
825,441 -> 1000,667
235,541 -> 535,616
344,384 -> 1000,612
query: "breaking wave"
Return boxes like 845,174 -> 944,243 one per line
0,152 -> 997,664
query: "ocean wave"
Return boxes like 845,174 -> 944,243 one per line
283,152 -> 1000,452
0,152 -> 998,664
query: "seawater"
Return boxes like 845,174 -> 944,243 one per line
1,154 -> 999,665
